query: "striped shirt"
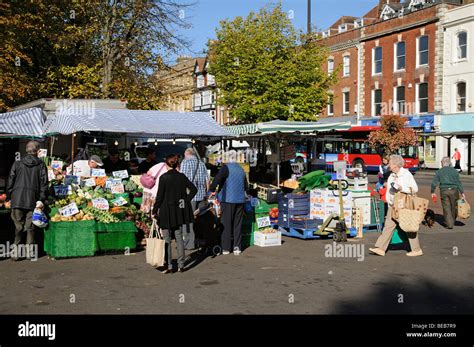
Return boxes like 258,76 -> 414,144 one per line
181,156 -> 209,202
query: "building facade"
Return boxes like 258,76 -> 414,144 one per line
317,0 -> 473,170
156,56 -> 197,112
193,56 -> 230,125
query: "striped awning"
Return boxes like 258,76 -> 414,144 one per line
0,107 -> 45,137
226,120 -> 352,136
42,109 -> 232,139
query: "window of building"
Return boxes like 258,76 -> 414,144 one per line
197,75 -> 204,88
457,32 -> 467,60
193,93 -> 201,108
343,56 -> 350,77
328,59 -> 334,74
418,83 -> 428,113
373,89 -> 382,116
396,86 -> 405,114
395,41 -> 406,70
328,94 -> 334,116
456,82 -> 466,112
207,73 -> 215,86
373,47 -> 382,75
343,91 -> 350,114
417,35 -> 429,66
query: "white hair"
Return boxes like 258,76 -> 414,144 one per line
389,155 -> 405,168
184,148 -> 195,156
441,156 -> 451,167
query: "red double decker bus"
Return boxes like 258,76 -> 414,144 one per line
314,126 -> 420,173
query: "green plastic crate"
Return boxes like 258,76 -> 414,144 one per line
242,232 -> 254,249
254,200 -> 278,214
44,220 -> 97,258
95,222 -> 137,251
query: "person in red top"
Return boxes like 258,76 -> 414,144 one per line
452,148 -> 462,173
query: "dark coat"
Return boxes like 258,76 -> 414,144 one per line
7,155 -> 49,210
152,169 -> 197,230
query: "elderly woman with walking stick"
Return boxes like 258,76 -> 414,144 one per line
369,155 -> 423,257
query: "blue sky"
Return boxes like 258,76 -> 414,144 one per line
168,0 -> 378,64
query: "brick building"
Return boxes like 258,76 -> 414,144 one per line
318,0 -> 467,119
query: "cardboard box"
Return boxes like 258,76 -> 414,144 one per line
254,231 -> 282,247
353,197 -> 371,225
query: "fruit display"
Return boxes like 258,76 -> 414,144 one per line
83,207 -> 120,223
124,180 -> 138,192
50,210 -> 94,222
269,208 -> 279,219
259,227 -> 278,234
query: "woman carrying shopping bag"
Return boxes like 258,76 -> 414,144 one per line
369,155 -> 424,257
152,154 -> 197,273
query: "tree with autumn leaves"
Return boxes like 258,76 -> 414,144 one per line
368,114 -> 418,156
0,0 -> 192,111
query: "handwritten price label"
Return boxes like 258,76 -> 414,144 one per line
64,175 -> 79,185
113,170 -> 129,179
51,160 -> 63,170
38,149 -> 47,158
84,178 -> 96,187
91,169 -> 106,177
92,198 -> 109,210
54,185 -> 70,196
110,182 -> 125,194
59,203 -> 79,217
106,178 -> 122,189
48,170 -> 55,181
111,197 -> 128,207
256,216 -> 271,229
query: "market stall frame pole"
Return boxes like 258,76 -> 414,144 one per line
71,133 -> 75,174
276,133 -> 281,187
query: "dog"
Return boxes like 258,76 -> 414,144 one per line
423,209 -> 436,228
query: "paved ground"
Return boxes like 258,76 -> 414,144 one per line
0,177 -> 472,314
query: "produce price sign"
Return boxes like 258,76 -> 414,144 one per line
105,178 -> 122,189
54,185 -> 70,197
51,160 -> 63,170
111,196 -> 128,207
256,216 -> 271,228
48,170 -> 55,181
59,203 -> 79,217
38,149 -> 48,158
64,175 -> 79,186
84,178 -> 96,187
92,198 -> 109,210
113,170 -> 129,179
110,182 -> 125,194
91,169 -> 106,177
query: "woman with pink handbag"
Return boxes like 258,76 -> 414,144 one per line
140,161 -> 169,215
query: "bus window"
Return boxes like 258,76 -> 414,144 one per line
325,143 -> 333,153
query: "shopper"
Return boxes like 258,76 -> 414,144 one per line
7,141 -> 48,260
369,155 -> 423,257
67,155 -> 103,177
209,158 -> 248,256
138,148 -> 158,174
152,154 -> 197,273
103,148 -> 128,174
431,156 -> 465,229
376,156 -> 391,192
180,148 -> 210,250
140,161 -> 169,215
452,148 -> 462,173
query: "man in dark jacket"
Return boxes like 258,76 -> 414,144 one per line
209,158 -> 248,256
7,141 -> 48,260
152,154 -> 197,273
431,156 -> 465,229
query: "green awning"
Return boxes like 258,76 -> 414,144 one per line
226,120 -> 352,136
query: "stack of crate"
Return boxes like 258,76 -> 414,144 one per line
278,193 -> 310,228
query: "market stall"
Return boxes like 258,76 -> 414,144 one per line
1,106 -> 232,259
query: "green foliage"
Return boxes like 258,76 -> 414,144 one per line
208,3 -> 337,123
